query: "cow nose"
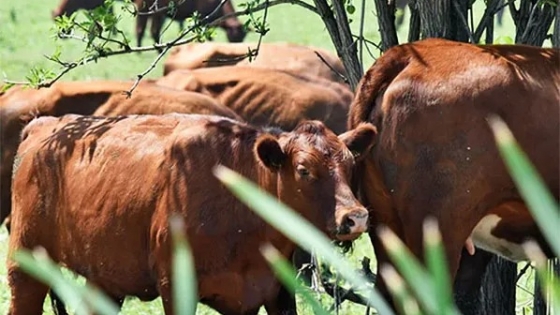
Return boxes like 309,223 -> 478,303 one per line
336,208 -> 368,241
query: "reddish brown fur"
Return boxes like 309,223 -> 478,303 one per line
135,0 -> 246,48
52,0 -> 105,17
8,114 -> 375,314
348,38 -> 559,306
157,66 -> 353,134
163,42 -> 348,85
0,81 -> 240,226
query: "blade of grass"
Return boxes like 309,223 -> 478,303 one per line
488,116 -> 560,257
379,264 -> 423,315
260,243 -> 330,315
213,165 -> 395,315
12,248 -> 120,315
423,218 -> 457,315
378,226 -> 460,315
169,214 -> 198,315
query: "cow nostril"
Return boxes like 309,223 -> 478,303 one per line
344,216 -> 355,228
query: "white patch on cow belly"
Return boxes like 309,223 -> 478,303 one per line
471,214 -> 528,262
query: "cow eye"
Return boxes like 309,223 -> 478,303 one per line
296,164 -> 310,177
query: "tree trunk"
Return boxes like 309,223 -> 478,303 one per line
534,259 -> 560,315
553,0 -> 559,48
408,0 -> 420,42
312,0 -> 362,90
478,256 -> 517,315
511,0 -> 556,46
373,0 -> 399,51
417,0 -> 453,39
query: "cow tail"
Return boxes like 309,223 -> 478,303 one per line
347,50 -> 411,129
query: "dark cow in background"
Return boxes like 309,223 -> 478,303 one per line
348,38 -> 559,311
0,81 -> 240,228
156,66 -> 353,134
52,0 -> 105,17
163,42 -> 348,85
8,114 -> 375,314
135,0 -> 246,48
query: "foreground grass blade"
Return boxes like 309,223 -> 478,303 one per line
523,242 -> 560,313
169,214 -> 198,315
260,244 -> 330,315
488,116 -> 560,257
377,227 -> 438,314
423,219 -> 457,315
213,165 -> 395,315
12,248 -> 120,315
379,264 -> 422,315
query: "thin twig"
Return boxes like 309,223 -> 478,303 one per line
358,0 -> 366,68
137,0 -> 188,16
516,262 -> 532,282
314,51 -> 349,84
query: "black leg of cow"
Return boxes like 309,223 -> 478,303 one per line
292,247 -> 313,287
50,291 -> 69,315
264,284 -> 297,315
453,248 -> 493,315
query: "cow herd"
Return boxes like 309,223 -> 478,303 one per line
1,37 -> 559,315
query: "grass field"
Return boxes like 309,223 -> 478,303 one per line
0,0 -> 545,314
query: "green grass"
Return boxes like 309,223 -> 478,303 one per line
0,0 -> 545,314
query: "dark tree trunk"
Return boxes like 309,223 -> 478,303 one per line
373,0 -> 399,51
534,259 -> 560,315
510,0 -> 556,46
552,0 -> 559,48
417,0 -> 453,39
312,0 -> 362,90
408,0 -> 420,42
478,256 -> 517,315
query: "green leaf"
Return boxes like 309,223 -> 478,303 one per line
488,116 -> 560,258
11,248 -> 120,315
346,4 -> 356,14
213,165 -> 395,315
260,244 -> 330,315
169,214 -> 198,315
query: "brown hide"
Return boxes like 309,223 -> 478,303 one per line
163,42 -> 348,85
135,0 -> 246,47
8,114 -> 374,314
0,81 -> 240,226
156,66 -> 353,134
348,38 -> 559,305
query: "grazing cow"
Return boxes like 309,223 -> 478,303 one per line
156,67 -> 353,134
8,114 -> 375,314
347,38 -> 559,310
135,0 -> 246,48
163,42 -> 348,85
0,81 -> 240,227
52,0 -> 106,18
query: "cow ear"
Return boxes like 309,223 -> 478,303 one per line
254,135 -> 286,171
339,123 -> 377,161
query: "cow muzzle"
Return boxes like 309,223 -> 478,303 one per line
335,208 -> 369,241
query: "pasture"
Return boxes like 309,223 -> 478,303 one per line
0,0 -> 543,314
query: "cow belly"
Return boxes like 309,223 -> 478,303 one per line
471,214 -> 528,261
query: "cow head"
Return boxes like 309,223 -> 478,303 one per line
254,121 -> 377,241
218,0 -> 247,43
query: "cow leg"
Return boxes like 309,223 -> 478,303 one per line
453,248 -> 493,315
150,14 -> 165,52
136,15 -> 148,47
7,268 -> 49,315
264,285 -> 297,315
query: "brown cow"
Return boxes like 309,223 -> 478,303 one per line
156,67 -> 353,134
0,81 -> 240,227
348,38 -> 559,310
135,0 -> 246,49
163,42 -> 348,85
8,114 -> 375,314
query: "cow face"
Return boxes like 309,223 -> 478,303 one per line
254,121 -> 376,241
